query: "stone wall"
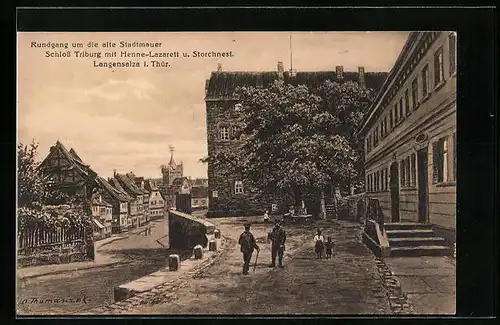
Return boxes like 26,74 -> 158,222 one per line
206,100 -> 282,217
168,210 -> 216,250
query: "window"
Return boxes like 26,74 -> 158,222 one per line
400,160 -> 405,186
385,168 -> 389,190
220,126 -> 229,140
231,125 -> 240,140
422,64 -> 429,98
389,111 -> 394,129
394,104 -> 399,124
374,127 -> 379,146
380,121 -> 384,137
235,180 -> 244,194
399,98 -> 404,122
434,47 -> 444,86
449,33 -> 457,75
411,78 -> 419,109
404,89 -> 410,115
376,171 -> 380,191
405,156 -> 411,187
433,137 -> 449,183
411,153 -> 416,186
212,190 -> 218,198
234,103 -> 242,111
383,117 -> 388,136
366,138 -> 370,152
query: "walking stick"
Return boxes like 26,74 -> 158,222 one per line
253,249 -> 259,273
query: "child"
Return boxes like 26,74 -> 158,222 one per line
325,237 -> 334,259
313,228 -> 325,259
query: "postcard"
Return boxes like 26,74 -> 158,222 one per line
17,31 -> 456,315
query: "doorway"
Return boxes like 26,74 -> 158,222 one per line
390,162 -> 400,222
417,148 -> 429,223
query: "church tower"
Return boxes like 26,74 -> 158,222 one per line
161,145 -> 183,186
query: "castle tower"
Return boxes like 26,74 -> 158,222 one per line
161,145 -> 183,186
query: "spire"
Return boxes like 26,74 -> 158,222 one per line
169,145 -> 177,167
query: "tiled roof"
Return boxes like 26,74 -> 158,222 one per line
172,177 -> 188,186
144,179 -> 159,191
191,186 -> 208,198
205,70 -> 388,100
68,148 -> 83,162
96,177 -> 131,201
40,141 -> 97,180
116,173 -> 143,196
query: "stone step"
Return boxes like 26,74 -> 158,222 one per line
390,245 -> 452,257
384,222 -> 433,230
388,236 -> 446,247
386,229 -> 435,238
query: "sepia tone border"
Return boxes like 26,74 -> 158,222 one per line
9,6 -> 497,321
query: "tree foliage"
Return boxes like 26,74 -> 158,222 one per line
204,80 -> 374,201
17,140 -> 90,233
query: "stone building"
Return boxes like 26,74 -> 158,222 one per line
357,32 -> 456,246
91,193 -> 113,238
161,146 -> 183,186
205,62 -> 388,217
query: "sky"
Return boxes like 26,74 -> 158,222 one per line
17,31 -> 409,179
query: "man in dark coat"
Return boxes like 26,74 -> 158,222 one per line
269,219 -> 286,268
238,222 -> 260,275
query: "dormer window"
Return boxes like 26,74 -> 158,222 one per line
234,103 -> 242,112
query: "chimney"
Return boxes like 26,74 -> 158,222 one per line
217,63 -> 222,72
335,65 -> 344,80
113,169 -> 117,177
277,61 -> 284,80
205,79 -> 209,95
358,66 -> 366,88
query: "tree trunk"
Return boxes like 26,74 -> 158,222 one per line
320,189 -> 326,219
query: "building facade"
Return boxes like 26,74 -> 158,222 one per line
91,193 -> 112,239
95,176 -> 130,233
145,179 -> 166,220
358,32 -> 457,244
38,141 -> 99,200
161,148 -> 183,186
205,62 -> 388,217
191,186 -> 209,210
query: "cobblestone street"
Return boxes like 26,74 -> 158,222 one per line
84,217 -> 397,315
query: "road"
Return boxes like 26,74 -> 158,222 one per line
93,217 -> 394,315
17,218 -> 179,315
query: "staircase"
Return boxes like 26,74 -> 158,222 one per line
385,222 -> 452,257
325,205 -> 336,219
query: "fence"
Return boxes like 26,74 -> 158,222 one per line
17,227 -> 86,256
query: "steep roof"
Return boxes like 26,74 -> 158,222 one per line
69,148 -> 83,162
40,141 -> 97,180
191,186 -> 209,199
92,197 -> 112,207
205,70 -> 388,101
192,178 -> 208,187
144,179 -> 159,191
96,176 -> 131,202
115,173 -> 143,196
172,177 -> 188,186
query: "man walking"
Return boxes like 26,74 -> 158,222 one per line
269,220 -> 287,268
238,222 -> 260,275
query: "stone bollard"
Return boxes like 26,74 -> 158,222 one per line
193,245 -> 203,260
214,229 -> 221,239
208,240 -> 217,252
168,254 -> 180,271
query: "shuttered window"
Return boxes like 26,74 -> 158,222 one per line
399,98 -> 404,122
412,78 -> 419,109
422,65 -> 429,98
433,137 -> 448,184
404,89 -> 410,115
389,111 -> 394,129
411,153 -> 416,186
400,160 -> 405,186
405,156 -> 411,187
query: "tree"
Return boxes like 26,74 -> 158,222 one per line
204,80 -> 373,218
17,140 -> 69,209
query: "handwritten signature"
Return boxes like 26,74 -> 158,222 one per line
18,295 -> 90,305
